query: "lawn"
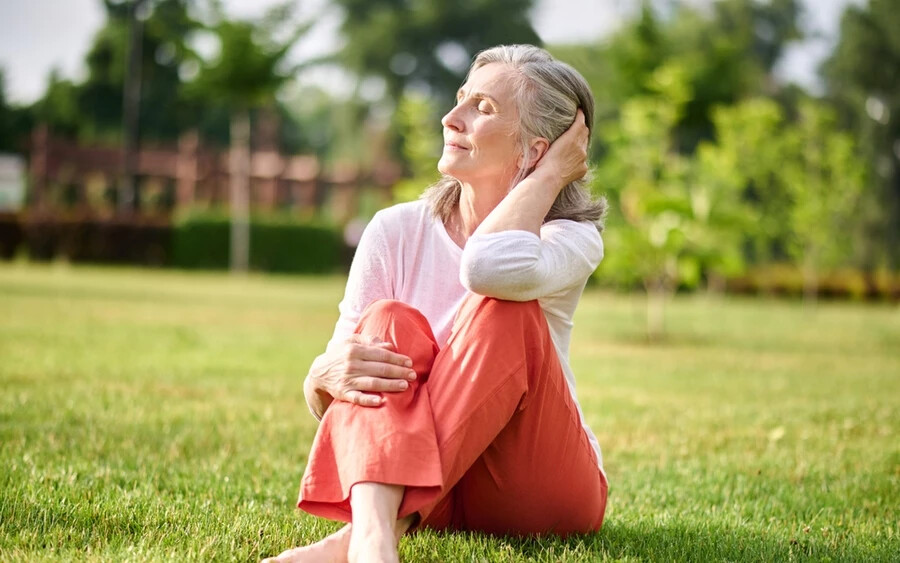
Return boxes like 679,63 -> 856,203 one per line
1,263 -> 897,561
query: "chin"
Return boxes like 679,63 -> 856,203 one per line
437,159 -> 460,179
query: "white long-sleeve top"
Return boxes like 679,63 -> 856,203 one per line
327,200 -> 605,469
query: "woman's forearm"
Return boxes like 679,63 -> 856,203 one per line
474,170 -> 563,237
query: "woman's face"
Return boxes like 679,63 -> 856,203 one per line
438,63 -> 523,187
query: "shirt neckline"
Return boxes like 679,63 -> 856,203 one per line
432,209 -> 465,255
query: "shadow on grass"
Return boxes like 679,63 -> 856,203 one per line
405,519 -> 892,562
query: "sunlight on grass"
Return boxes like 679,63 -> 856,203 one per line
1,263 -> 898,561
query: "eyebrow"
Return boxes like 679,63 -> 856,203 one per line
456,89 -> 500,106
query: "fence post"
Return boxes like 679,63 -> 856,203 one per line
176,130 -> 199,207
29,126 -> 49,211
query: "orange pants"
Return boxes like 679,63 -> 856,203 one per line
298,294 -> 607,536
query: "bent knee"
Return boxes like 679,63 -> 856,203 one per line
359,299 -> 433,336
361,299 -> 428,321
459,293 -> 543,324
363,299 -> 415,316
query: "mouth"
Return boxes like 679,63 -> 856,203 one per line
444,141 -> 470,151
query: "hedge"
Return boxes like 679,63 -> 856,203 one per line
1,213 -> 897,297
0,212 -> 346,274
0,212 -> 23,259
171,213 -> 343,273
19,213 -> 170,266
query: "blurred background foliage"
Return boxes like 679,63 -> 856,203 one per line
0,0 -> 897,317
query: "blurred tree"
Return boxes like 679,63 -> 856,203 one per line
782,101 -> 867,301
823,0 -> 900,269
594,63 -> 698,339
188,0 -> 311,272
33,0 -> 204,143
0,69 -> 34,153
686,108 -> 764,291
334,0 -> 541,107
391,92 -> 443,203
702,99 -> 790,269
277,85 -> 338,156
590,59 -> 864,335
31,71 -> 82,139
553,0 -> 801,156
0,70 -> 11,151
707,0 -> 801,70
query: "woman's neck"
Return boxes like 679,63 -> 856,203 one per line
446,181 -> 508,247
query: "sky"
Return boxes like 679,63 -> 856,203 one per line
0,0 -> 863,105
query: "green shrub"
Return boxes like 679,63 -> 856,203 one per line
171,212 -> 344,273
17,213 -> 170,265
0,212 -> 24,259
726,263 -> 899,300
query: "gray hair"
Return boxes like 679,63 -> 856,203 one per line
422,44 -> 606,230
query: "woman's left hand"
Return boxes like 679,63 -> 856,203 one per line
531,109 -> 589,188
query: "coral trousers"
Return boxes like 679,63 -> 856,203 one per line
298,294 -> 607,535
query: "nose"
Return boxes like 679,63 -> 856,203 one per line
441,104 -> 464,133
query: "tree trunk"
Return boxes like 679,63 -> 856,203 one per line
230,110 -> 251,273
802,249 -> 818,305
645,278 -> 670,342
119,0 -> 145,213
706,271 -> 726,296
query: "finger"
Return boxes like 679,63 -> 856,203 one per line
359,346 -> 414,368
575,108 -> 585,125
556,112 -> 587,144
346,390 -> 384,407
362,359 -> 418,380
353,376 -> 410,393
357,334 -> 396,350
350,334 -> 384,346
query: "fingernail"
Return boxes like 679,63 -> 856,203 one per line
408,371 -> 417,381
398,381 -> 408,390
404,359 -> 413,367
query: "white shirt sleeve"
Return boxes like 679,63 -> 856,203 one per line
459,220 -> 603,302
326,213 -> 395,353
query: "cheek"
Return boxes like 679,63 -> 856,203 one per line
474,124 -> 518,156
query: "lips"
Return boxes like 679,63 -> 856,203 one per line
444,141 -> 470,150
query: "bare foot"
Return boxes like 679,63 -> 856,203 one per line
347,515 -> 414,563
347,521 -> 396,563
261,524 -> 351,563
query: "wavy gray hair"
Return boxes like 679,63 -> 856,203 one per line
422,44 -> 606,230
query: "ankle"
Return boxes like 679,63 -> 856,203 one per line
394,514 -> 416,542
347,526 -> 397,563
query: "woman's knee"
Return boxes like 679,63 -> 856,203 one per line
362,298 -> 416,317
457,293 -> 544,328
359,299 -> 430,328
357,300 -> 439,362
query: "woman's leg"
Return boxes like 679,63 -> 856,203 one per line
410,294 -> 607,535
297,300 -> 444,523
290,295 -> 605,556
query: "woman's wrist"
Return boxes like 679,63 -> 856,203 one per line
304,362 -> 334,419
524,166 -> 570,198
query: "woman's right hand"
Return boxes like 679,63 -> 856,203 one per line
306,334 -> 417,414
531,108 -> 589,188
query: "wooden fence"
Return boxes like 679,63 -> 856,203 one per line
27,126 -> 402,222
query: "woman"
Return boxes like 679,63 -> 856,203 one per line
266,44 -> 608,563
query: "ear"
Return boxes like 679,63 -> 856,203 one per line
517,137 -> 550,169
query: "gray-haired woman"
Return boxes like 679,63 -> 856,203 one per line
266,44 -> 608,563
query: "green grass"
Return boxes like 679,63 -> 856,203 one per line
1,263 -> 898,562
